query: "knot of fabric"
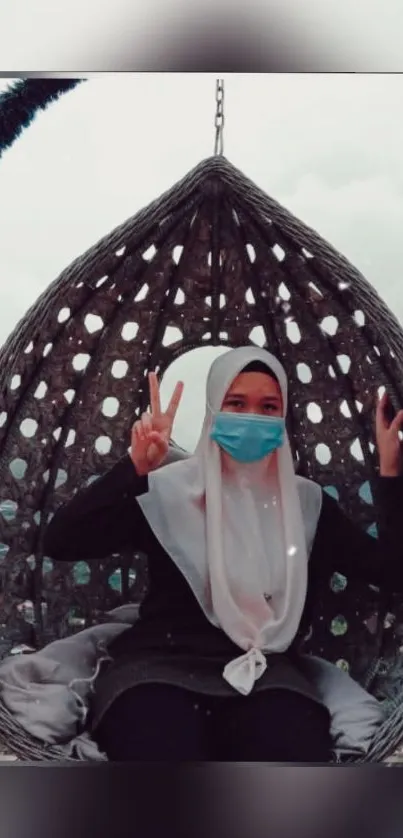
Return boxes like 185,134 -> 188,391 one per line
223,647 -> 267,696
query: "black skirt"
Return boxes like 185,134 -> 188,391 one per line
90,621 -> 321,731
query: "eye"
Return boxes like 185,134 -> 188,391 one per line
224,398 -> 244,409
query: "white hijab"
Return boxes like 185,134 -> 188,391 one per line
137,347 -> 322,695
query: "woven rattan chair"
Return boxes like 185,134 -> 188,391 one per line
1,155 -> 403,761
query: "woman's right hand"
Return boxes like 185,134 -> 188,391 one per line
130,372 -> 184,475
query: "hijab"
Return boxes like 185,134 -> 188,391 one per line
137,347 -> 322,695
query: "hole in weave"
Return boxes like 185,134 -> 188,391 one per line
315,444 -> 332,465
55,469 -> 68,488
9,458 -> 27,479
245,288 -> 256,305
286,321 -> 301,344
202,333 -> 212,341
338,281 -> 350,291
220,332 -> 228,340
367,523 -> 378,539
95,436 -> 112,455
0,500 -> 17,520
272,244 -> 285,262
10,374 -> 21,390
65,429 -> 76,447
307,403 -> 323,424
26,554 -> 35,570
72,353 -> 90,372
0,411 -> 7,427
24,341 -> 34,354
246,243 -> 256,263
296,363 -> 312,384
219,294 -> 226,309
135,284 -> 149,302
320,316 -> 339,337
328,365 -> 336,379
64,389 -> 75,404
308,282 -> 323,298
302,248 -> 314,259
109,568 -> 123,593
58,307 -> 71,324
111,360 -> 129,379
330,615 -> 348,636
330,573 -> 347,593
102,397 -> 120,418
20,418 -> 38,438
0,543 -> 9,560
73,562 -> 91,586
17,600 -> 40,624
43,343 -> 52,357
339,400 -> 352,418
162,327 -> 183,347
34,381 -> 48,399
67,608 -> 86,629
142,245 -> 157,261
337,355 -> 351,374
53,427 -> 62,441
174,289 -> 185,305
354,310 -> 365,327
172,245 -> 184,265
278,282 -> 291,301
350,438 -> 364,462
355,400 -> 363,413
96,276 -> 108,288
249,326 -> 266,347
359,481 -> 373,504
324,485 -> 339,500
85,314 -> 104,334
374,346 -> 381,356
42,557 -> 53,574
336,659 -> 350,672
122,322 -> 139,341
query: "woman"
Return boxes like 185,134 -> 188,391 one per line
44,347 -> 403,762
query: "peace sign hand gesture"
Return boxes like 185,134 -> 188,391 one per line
130,372 -> 184,476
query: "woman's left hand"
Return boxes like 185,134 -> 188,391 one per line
376,392 -> 403,477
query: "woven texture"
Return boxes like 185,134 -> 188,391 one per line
1,155 -> 403,760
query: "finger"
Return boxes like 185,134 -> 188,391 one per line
146,432 -> 169,464
166,381 -> 184,420
133,419 -> 146,444
149,372 -> 162,417
375,391 -> 389,426
141,412 -> 153,435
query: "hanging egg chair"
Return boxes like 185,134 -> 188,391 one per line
1,80 -> 403,762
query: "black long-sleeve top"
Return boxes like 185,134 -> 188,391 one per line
43,456 -> 403,719
44,455 -> 403,646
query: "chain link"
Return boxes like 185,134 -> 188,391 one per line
214,79 -> 224,156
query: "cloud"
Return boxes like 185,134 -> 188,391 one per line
1,75 -> 403,449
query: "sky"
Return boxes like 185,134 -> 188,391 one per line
1,73 -> 403,452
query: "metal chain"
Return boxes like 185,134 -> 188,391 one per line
214,79 -> 224,156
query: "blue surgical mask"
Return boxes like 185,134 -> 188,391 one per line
210,412 -> 285,463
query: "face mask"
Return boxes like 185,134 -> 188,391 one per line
210,412 -> 285,463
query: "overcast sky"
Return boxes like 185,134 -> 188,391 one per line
1,74 -> 403,451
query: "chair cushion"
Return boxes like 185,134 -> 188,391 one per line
300,655 -> 385,756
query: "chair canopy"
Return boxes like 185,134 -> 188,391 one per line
1,155 -> 403,695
